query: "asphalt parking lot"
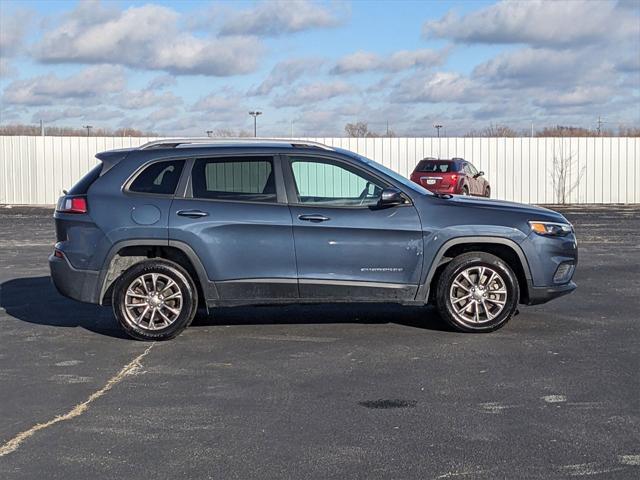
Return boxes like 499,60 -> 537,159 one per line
0,205 -> 638,479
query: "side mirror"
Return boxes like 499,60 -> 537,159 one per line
475,171 -> 484,178
378,187 -> 405,207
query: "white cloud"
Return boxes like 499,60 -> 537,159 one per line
1,0 -> 636,135
30,107 -> 123,123
190,89 -> 250,124
146,75 -> 177,90
220,0 -> 343,36
474,48 -> 560,81
249,58 -> 322,96
273,81 -> 354,107
30,107 -> 85,123
423,0 -> 639,48
617,55 -> 640,73
0,58 -> 15,77
117,90 -> 182,110
35,3 -> 263,76
192,93 -> 241,113
331,51 -> 379,74
331,48 -> 447,74
392,72 -> 481,104
0,9 -> 30,56
533,86 -> 615,108
472,48 -> 606,88
146,107 -> 179,123
2,65 -> 126,106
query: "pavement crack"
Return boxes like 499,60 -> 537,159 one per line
0,344 -> 155,457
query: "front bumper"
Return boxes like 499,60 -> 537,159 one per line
49,253 -> 101,304
525,281 -> 577,305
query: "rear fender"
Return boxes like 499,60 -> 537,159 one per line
97,239 -> 218,305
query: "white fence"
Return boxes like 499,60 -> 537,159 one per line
0,135 -> 638,205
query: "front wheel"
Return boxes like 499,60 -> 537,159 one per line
484,187 -> 491,198
436,252 -> 519,332
113,260 -> 198,341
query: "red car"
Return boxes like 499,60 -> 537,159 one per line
410,157 -> 491,197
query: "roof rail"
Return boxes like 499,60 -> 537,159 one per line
138,138 -> 334,151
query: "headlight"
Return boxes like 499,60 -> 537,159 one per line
529,221 -> 573,237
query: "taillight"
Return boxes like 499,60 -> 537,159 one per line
450,175 -> 458,182
57,196 -> 88,214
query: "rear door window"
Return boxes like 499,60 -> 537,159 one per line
191,157 -> 277,202
129,160 -> 185,195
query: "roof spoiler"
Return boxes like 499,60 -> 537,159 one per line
95,148 -> 134,174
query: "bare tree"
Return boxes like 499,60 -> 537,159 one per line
113,128 -> 159,137
344,122 -> 395,137
0,123 -> 158,136
618,126 -> 640,137
464,123 -> 520,137
537,125 -> 598,137
210,128 -> 253,137
550,143 -> 585,204
344,122 -> 371,137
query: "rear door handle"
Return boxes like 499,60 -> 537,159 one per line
298,214 -> 330,223
177,209 -> 208,218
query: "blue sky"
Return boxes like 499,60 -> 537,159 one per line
1,0 -> 638,136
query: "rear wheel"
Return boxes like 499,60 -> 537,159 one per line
461,186 -> 470,196
436,252 -> 519,332
113,260 -> 198,341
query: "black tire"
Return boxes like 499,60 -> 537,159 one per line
462,186 -> 470,196
484,187 -> 491,198
436,252 -> 519,333
113,259 -> 198,341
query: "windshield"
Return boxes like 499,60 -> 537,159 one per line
337,149 -> 431,196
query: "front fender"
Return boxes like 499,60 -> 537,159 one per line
415,230 -> 532,303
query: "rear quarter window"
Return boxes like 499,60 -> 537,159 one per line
68,163 -> 103,195
129,160 -> 185,195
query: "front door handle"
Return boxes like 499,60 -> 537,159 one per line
298,214 -> 330,223
177,209 -> 209,218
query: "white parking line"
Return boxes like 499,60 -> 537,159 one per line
0,344 -> 155,457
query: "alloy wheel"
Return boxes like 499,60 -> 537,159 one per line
123,273 -> 183,331
449,266 -> 507,324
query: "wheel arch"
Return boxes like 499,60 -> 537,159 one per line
98,239 -> 217,307
418,237 -> 532,305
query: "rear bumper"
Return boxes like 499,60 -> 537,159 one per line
49,253 -> 101,304
525,281 -> 577,305
424,185 -> 458,194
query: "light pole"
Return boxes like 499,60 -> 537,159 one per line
83,125 -> 93,137
206,130 -> 213,137
596,115 -> 605,136
249,111 -> 262,137
433,124 -> 443,138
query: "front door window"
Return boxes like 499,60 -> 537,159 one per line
290,158 -> 385,207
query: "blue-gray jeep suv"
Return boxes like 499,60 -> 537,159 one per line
49,139 -> 577,340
